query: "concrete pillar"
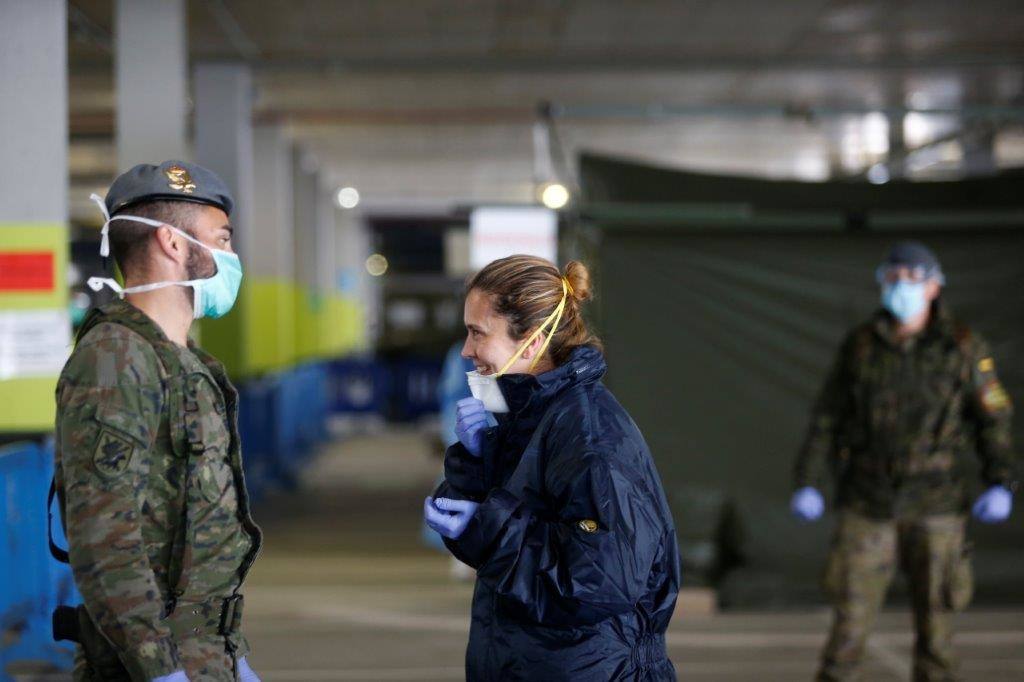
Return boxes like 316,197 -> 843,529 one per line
291,150 -> 319,295
252,127 -> 295,281
194,63 -> 255,259
315,179 -> 337,297
115,0 -> 187,168
193,63 -> 255,374
292,149 -> 320,359
250,126 -> 296,369
335,206 -> 372,350
0,0 -> 67,224
0,0 -> 69,432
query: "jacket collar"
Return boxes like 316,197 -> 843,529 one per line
79,298 -> 172,346
496,345 -> 607,415
82,299 -> 228,383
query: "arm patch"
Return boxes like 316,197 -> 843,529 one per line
93,428 -> 135,478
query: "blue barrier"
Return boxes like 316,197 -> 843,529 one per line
0,441 -> 76,676
390,357 -> 443,422
238,375 -> 279,500
238,362 -> 333,493
327,357 -> 390,415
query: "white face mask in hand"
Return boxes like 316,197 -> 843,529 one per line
465,279 -> 570,413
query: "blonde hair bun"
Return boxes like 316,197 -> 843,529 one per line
563,260 -> 592,303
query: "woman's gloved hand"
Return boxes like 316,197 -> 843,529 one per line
455,397 -> 490,457
972,485 -> 1012,523
790,487 -> 825,522
237,657 -> 260,682
424,497 -> 479,539
151,672 -> 188,682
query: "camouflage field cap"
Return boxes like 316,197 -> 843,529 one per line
104,160 -> 234,217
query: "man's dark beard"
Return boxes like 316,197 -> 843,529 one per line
185,239 -> 216,280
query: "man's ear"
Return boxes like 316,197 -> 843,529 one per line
153,224 -> 187,264
926,279 -> 942,302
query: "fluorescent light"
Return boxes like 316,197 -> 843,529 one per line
336,186 -> 360,209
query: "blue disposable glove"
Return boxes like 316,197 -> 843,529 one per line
972,485 -> 1012,523
423,496 -> 479,539
151,672 -> 189,682
791,487 -> 825,522
238,657 -> 260,682
455,397 -> 489,457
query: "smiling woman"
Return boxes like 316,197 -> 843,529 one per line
461,255 -> 601,376
425,254 -> 680,681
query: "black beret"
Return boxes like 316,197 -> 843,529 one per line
105,160 -> 234,217
882,241 -> 941,273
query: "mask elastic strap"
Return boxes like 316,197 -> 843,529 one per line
90,194 -> 112,258
90,193 -> 200,258
496,279 -> 570,377
87,275 -> 207,298
88,195 -> 166,258
86,277 -> 123,295
528,280 -> 569,373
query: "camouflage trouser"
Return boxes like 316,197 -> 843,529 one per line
817,512 -> 972,682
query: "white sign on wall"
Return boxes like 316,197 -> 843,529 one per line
469,207 -> 558,270
0,309 -> 71,380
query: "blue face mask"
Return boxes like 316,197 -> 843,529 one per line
86,194 -> 242,320
881,280 -> 928,322
191,247 -> 243,319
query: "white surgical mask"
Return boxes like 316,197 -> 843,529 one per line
466,278 -> 571,413
466,370 -> 511,413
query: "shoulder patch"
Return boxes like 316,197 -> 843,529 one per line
980,381 -> 1011,414
93,428 -> 135,478
978,357 -> 995,373
577,519 -> 599,533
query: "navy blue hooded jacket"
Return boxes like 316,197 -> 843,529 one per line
435,345 -> 680,681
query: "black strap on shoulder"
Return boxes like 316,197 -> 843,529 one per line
48,477 -> 70,564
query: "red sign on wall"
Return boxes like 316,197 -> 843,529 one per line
0,252 -> 55,292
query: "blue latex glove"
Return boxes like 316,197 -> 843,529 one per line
423,496 -> 479,539
455,397 -> 490,457
791,487 -> 825,522
151,672 -> 189,682
972,485 -> 1012,523
238,657 -> 260,682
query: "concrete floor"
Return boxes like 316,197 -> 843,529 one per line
240,427 -> 1024,681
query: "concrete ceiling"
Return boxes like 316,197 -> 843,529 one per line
69,0 -> 1024,72
66,0 -> 1024,208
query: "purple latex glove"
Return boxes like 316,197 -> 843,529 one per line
424,497 -> 479,539
972,485 -> 1012,523
455,397 -> 489,457
791,487 -> 825,522
151,672 -> 188,682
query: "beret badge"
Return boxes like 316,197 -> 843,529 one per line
165,165 -> 197,194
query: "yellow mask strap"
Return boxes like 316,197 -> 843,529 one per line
496,279 -> 570,377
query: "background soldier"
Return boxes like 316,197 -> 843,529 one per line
54,161 -> 262,681
790,241 -> 1016,681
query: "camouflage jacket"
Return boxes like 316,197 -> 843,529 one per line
794,302 -> 1016,518
54,300 -> 262,680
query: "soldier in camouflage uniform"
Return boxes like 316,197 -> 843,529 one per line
791,241 -> 1016,682
53,161 -> 262,681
